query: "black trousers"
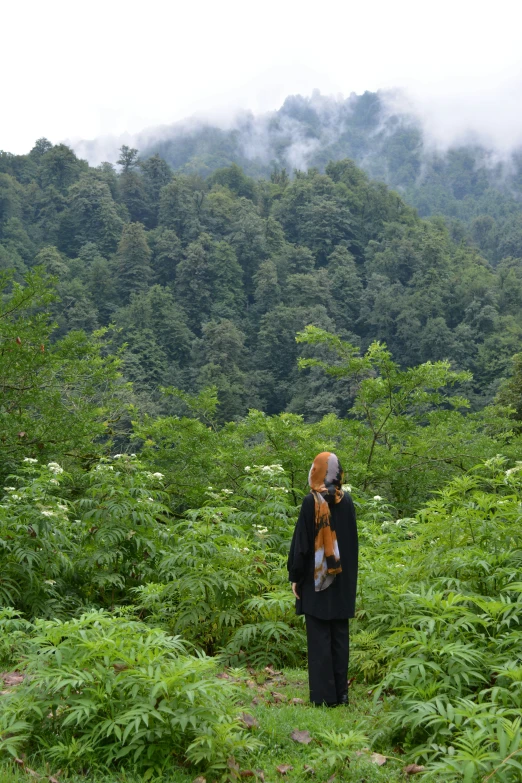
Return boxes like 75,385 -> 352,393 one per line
305,615 -> 349,706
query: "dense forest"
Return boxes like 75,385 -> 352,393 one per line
78,89 -> 522,260
1,117 -> 522,782
2,129 -> 522,424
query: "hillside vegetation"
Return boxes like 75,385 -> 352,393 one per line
2,137 -> 522,423
1,135 -> 522,781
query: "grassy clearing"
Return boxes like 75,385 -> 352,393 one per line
0,668 -> 413,783
231,669 -> 406,782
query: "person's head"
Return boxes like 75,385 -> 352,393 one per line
308,452 -> 344,502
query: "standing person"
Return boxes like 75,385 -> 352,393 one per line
287,452 -> 358,706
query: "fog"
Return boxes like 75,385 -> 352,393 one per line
2,0 -> 522,162
69,80 -> 522,175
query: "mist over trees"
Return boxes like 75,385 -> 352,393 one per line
75,91 -> 522,262
2,130 -> 522,421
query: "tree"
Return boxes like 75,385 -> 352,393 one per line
115,222 -> 152,302
228,198 -> 267,293
326,246 -> 363,333
253,260 -> 281,314
38,144 -> 88,192
198,319 -> 249,421
158,176 -> 201,242
140,154 -> 172,226
173,234 -> 245,332
117,145 -> 139,173
209,163 -> 257,200
296,325 -> 471,489
496,352 -> 522,421
0,173 -> 22,226
174,234 -> 213,332
60,176 -> 124,256
148,227 -> 182,285
0,268 -> 123,477
29,137 -> 53,160
119,168 -> 149,224
208,240 -> 245,321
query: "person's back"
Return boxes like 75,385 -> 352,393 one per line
287,452 -> 358,706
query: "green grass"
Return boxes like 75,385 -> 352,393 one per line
0,668 -> 413,783
232,668 -> 406,782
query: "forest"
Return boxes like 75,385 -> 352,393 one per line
1,128 -> 522,783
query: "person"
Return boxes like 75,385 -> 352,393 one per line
287,451 -> 358,706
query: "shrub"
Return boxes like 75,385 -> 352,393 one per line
0,611 -> 260,776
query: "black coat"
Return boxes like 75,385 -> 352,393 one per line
287,492 -> 358,620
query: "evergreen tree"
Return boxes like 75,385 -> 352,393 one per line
60,176 -> 124,256
140,154 -> 172,226
148,227 -> 182,285
115,222 -> 152,302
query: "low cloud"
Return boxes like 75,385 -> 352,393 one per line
69,85 -> 522,172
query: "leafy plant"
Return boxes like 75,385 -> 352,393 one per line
0,611 -> 255,776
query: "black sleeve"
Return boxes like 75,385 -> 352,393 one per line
287,495 -> 314,583
346,493 -> 358,571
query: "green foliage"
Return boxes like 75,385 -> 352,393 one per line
0,269 -> 124,478
308,727 -> 370,774
5,124 -> 522,782
0,611 -> 258,775
352,460 -> 522,781
4,133 -> 522,418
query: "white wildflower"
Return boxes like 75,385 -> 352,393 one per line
57,504 -> 68,511
342,484 -> 352,493
395,563 -> 405,568
44,580 -> 56,585
242,547 -> 250,553
244,466 -> 251,472
41,510 -> 55,517
373,495 -> 383,501
148,497 -> 154,502
221,488 -> 233,494
49,479 -> 59,485
23,457 -> 38,464
207,486 -> 213,490
113,453 -> 123,459
3,487 -> 16,492
47,462 -> 63,474
130,453 -> 136,457
11,494 -> 21,500
152,472 -> 164,479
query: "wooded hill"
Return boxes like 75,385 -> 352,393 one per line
79,90 -> 522,265
1,134 -> 522,423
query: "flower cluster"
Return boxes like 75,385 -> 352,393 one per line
505,462 -> 522,479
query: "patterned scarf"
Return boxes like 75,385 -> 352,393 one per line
309,452 -> 344,592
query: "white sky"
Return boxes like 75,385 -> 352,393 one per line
2,0 -> 522,155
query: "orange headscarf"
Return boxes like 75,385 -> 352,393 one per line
309,452 -> 344,591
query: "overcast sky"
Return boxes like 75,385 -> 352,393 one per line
3,0 -> 522,155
